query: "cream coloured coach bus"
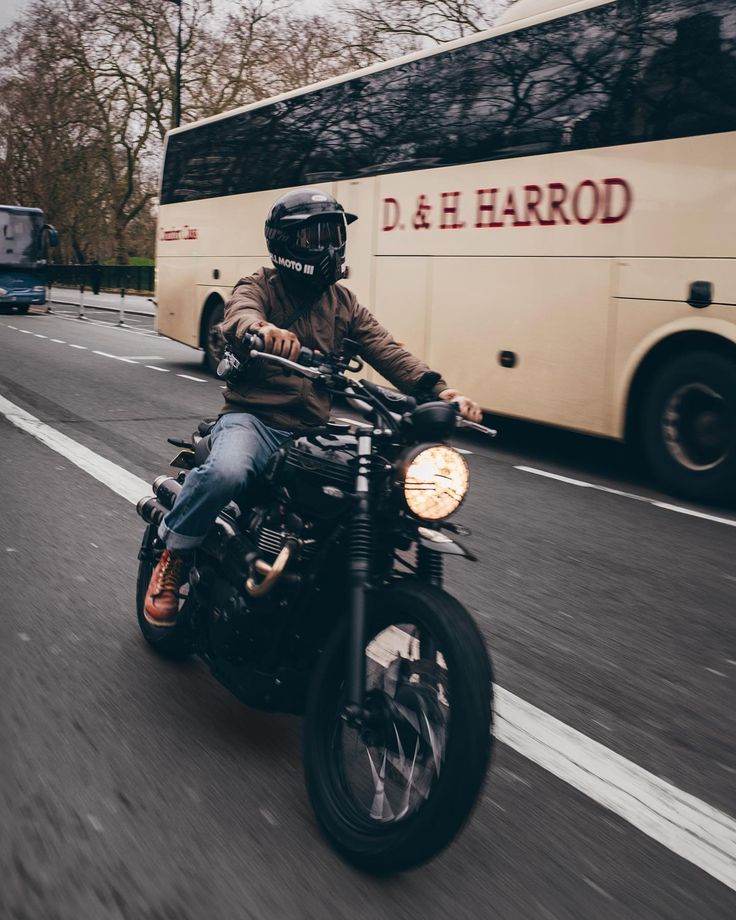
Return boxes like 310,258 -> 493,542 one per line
155,0 -> 736,502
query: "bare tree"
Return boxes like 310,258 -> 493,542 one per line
336,0 -> 512,61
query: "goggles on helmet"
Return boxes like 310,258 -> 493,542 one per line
291,217 -> 346,253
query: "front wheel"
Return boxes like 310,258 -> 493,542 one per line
303,580 -> 493,874
640,351 -> 736,503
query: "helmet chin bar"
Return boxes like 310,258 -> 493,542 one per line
273,243 -> 345,291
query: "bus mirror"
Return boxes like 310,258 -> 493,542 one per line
42,224 -> 59,247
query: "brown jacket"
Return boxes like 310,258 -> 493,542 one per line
220,267 -> 447,432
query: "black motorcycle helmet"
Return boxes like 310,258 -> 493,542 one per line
265,189 -> 357,290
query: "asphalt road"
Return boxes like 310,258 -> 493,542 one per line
1,306 -> 734,920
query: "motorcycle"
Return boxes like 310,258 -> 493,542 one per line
135,333 -> 496,873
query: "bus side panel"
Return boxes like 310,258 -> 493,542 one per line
371,257 -> 431,386
428,257 -> 612,435
156,257 -> 200,347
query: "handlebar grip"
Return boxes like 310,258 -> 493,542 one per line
242,331 -> 316,366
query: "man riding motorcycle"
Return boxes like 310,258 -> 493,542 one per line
144,189 -> 483,627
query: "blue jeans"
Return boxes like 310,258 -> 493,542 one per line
158,413 -> 292,551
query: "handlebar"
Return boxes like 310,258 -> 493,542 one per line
220,333 -> 496,438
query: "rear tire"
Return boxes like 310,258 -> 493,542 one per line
640,351 -> 736,503
202,300 -> 225,376
303,580 -> 493,874
135,526 -> 193,659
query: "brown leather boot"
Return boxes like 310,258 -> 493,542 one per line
143,549 -> 188,628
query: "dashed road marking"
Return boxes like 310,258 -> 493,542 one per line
516,466 -> 736,529
177,373 -> 206,383
2,390 -> 735,892
92,350 -> 138,364
49,339 -> 66,344
68,344 -> 87,350
34,333 -> 47,338
146,365 -> 170,372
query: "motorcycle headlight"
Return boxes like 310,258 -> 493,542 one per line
399,445 -> 469,521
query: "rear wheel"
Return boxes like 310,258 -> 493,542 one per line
135,526 -> 193,659
640,351 -> 736,503
202,300 -> 225,376
303,580 -> 493,874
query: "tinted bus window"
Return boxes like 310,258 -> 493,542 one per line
161,0 -> 736,204
0,209 -> 44,266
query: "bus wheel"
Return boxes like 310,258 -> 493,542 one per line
202,300 -> 225,376
640,351 -> 736,504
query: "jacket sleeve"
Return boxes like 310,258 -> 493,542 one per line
347,298 -> 447,396
221,275 -> 271,347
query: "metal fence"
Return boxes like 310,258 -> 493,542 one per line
48,263 -> 154,294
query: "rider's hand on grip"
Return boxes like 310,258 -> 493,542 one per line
251,322 -> 301,362
243,329 -> 315,366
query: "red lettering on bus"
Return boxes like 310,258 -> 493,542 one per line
547,183 -> 572,225
571,180 -> 600,225
382,197 -> 401,231
500,189 -> 530,227
600,178 -> 632,224
523,185 -> 553,226
440,191 -> 465,229
413,194 -> 432,230
475,188 -> 503,228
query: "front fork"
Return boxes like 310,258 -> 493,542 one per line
343,429 -> 373,724
342,431 -> 444,723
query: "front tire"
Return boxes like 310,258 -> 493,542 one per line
303,580 -> 493,874
640,351 -> 736,503
135,526 -> 193,659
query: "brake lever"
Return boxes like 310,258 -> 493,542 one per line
249,350 -> 324,379
456,417 -> 497,437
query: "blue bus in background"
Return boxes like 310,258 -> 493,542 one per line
0,206 -> 58,313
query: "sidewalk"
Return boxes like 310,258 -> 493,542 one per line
49,286 -> 155,316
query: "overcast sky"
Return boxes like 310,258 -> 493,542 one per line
0,0 -> 330,32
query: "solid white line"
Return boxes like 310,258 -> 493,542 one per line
146,365 -> 170,373
515,466 -> 736,528
177,374 -> 206,383
68,344 -> 87,349
2,392 -> 735,891
50,339 -> 66,344
0,394 -> 149,504
93,350 -> 138,364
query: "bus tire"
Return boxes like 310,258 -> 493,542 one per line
640,351 -> 736,504
202,299 -> 225,376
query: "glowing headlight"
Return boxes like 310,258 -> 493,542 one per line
402,445 -> 469,520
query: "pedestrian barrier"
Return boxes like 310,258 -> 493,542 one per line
45,264 -> 155,325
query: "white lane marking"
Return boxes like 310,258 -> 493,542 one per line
50,338 -> 66,344
68,344 -> 87,350
120,355 -> 163,360
93,350 -> 138,364
6,324 -> 18,329
19,329 -> 32,334
177,374 -> 206,383
516,466 -> 736,529
455,447 -> 473,455
369,631 -> 736,892
34,334 -> 48,338
2,392 -> 735,892
0,394 -> 149,504
146,365 -> 170,373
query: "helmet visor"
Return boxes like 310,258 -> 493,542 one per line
292,217 -> 346,252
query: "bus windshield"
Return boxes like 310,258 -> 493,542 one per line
0,208 -> 45,267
